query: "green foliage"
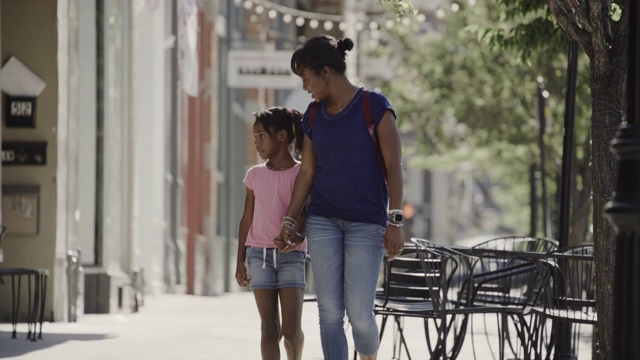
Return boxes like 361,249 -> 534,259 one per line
371,0 -> 591,233
377,0 -> 418,18
464,0 -> 567,63
610,3 -> 622,21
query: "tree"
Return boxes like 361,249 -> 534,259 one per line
371,1 -> 591,242
484,2 -> 628,358
379,0 -> 628,358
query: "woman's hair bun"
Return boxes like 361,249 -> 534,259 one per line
337,38 -> 354,53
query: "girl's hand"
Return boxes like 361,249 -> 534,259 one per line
235,262 -> 250,287
384,226 -> 405,260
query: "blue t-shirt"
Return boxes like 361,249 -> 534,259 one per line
301,87 -> 396,226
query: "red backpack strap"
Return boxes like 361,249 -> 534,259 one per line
362,90 -> 388,182
307,101 -> 321,130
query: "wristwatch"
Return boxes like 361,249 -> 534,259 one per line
388,209 -> 404,223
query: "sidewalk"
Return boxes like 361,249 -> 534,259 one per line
0,292 -> 591,359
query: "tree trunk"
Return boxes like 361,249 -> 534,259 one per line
590,59 -> 624,360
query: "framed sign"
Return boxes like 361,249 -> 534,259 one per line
227,50 -> 299,89
5,95 -> 36,127
1,141 -> 47,165
2,185 -> 40,235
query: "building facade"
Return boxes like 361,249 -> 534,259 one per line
1,0 -> 459,324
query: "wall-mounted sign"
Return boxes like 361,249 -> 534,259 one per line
5,95 -> 36,127
228,50 -> 299,89
1,141 -> 47,165
2,185 -> 40,235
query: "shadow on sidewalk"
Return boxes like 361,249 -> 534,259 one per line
0,331 -> 113,359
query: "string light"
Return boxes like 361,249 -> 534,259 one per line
233,0 -> 436,32
324,21 -> 334,31
385,19 -> 395,29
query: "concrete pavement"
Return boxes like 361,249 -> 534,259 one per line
0,292 -> 592,359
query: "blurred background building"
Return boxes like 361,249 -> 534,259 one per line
1,0 -> 496,324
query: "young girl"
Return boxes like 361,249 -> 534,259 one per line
236,107 -> 307,360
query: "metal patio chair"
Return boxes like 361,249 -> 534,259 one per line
530,244 -> 596,360
371,240 -> 478,360
465,236 -> 558,359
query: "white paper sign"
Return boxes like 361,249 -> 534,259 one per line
228,50 -> 299,89
1,56 -> 46,96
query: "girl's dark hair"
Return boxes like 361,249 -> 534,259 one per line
254,106 -> 304,153
290,35 -> 354,76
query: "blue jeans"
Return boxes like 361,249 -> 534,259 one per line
306,215 -> 385,359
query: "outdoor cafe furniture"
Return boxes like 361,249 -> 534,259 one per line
530,244 -> 596,360
373,240 -> 478,360
0,267 -> 48,341
411,237 -> 558,360
466,236 -> 559,359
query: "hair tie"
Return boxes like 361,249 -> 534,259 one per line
337,39 -> 347,53
290,108 -> 297,118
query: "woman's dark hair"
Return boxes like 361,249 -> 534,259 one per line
253,106 -> 304,153
290,35 -> 354,76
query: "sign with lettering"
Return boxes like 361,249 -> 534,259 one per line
228,50 -> 299,89
1,141 -> 47,165
5,95 -> 36,127
2,185 -> 40,235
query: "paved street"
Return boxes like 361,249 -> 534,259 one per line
0,292 -> 592,359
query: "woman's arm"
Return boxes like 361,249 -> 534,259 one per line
281,134 -> 316,242
377,110 -> 405,259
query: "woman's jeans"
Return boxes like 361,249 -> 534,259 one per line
306,215 -> 385,360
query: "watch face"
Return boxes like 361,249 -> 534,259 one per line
389,213 -> 403,222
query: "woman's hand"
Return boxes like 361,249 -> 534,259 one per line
384,226 -> 405,260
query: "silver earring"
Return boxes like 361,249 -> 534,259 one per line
325,74 -> 329,82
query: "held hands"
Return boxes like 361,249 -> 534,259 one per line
275,216 -> 304,253
274,228 -> 304,253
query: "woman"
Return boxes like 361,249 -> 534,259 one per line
280,35 -> 405,360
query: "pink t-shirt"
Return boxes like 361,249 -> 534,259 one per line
243,162 -> 307,252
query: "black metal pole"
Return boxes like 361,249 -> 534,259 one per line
553,40 -> 579,360
557,42 -> 578,250
606,1 -> 640,358
537,78 -> 553,238
530,162 -> 538,238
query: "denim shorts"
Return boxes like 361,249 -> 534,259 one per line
246,247 -> 306,290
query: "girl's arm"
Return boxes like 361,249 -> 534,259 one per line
377,110 -> 405,259
236,187 -> 255,287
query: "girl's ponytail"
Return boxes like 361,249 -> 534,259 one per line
291,109 -> 304,154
